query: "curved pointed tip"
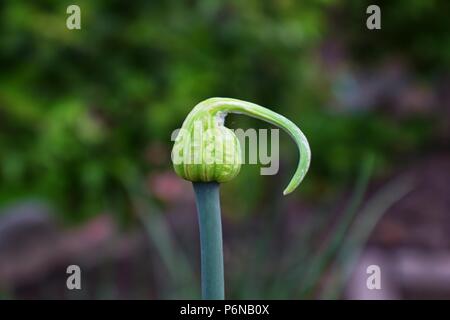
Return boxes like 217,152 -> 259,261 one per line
282,177 -> 301,196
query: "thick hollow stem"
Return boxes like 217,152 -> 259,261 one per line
193,182 -> 225,300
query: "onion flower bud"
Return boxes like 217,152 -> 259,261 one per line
171,97 -> 311,195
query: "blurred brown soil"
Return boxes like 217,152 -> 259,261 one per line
370,154 -> 450,250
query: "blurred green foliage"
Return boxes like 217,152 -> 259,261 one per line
0,0 -> 444,222
341,0 -> 450,73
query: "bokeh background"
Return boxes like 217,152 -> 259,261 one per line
0,0 -> 449,299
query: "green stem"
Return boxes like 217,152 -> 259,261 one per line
193,182 -> 225,300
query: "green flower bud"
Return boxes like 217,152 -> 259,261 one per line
172,113 -> 241,183
172,98 -> 311,195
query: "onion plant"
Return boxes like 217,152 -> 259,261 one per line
171,98 -> 311,299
